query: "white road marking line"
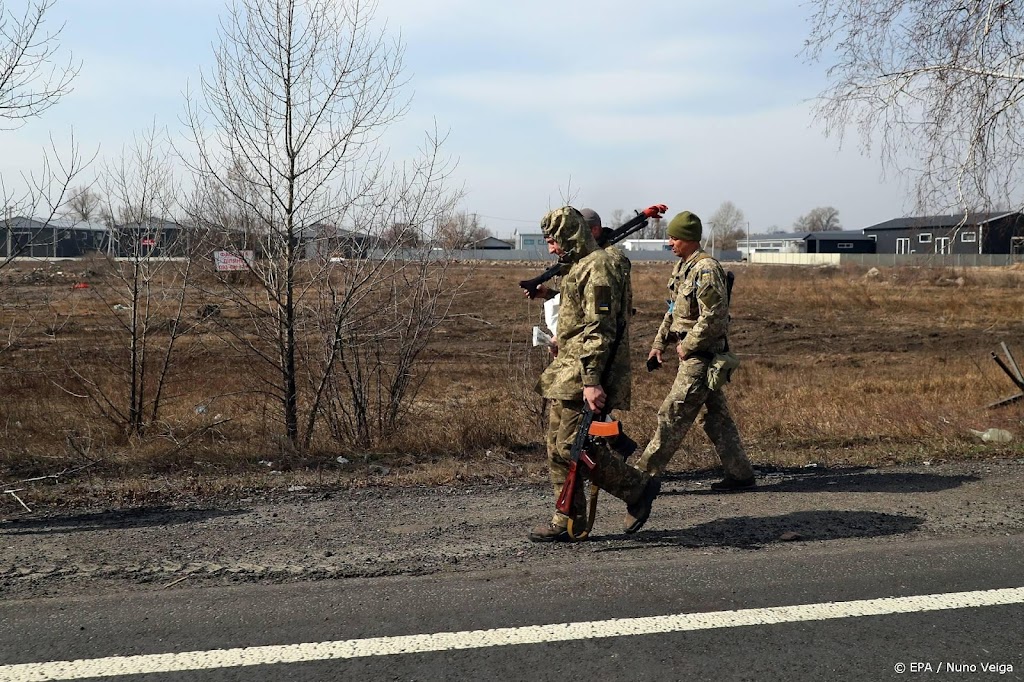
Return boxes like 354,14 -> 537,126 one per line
3,586 -> 1023,681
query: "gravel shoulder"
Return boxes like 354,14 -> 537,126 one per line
2,459 -> 1023,600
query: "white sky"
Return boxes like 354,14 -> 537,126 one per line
3,0 -> 914,238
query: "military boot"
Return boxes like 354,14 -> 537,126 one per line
528,521 -> 571,543
529,511 -> 589,542
624,477 -> 661,534
710,475 -> 755,491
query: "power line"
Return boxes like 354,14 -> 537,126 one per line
473,213 -> 536,224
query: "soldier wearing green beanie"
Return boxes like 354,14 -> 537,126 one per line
633,211 -> 756,490
666,210 -> 703,242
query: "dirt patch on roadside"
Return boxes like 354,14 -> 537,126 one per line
3,459 -> 1022,600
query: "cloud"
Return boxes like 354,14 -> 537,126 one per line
442,101 -> 911,237
72,51 -> 194,103
430,69 -> 724,113
0,1 -> 912,238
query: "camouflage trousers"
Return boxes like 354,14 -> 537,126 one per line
546,399 -> 650,527
634,357 -> 753,480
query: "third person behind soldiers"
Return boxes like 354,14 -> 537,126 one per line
633,210 -> 756,490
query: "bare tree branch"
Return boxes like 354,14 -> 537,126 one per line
0,0 -> 78,128
805,0 -> 1024,213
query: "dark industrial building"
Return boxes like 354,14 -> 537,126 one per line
1,217 -> 108,258
803,231 -> 877,254
862,212 -> 1024,255
107,220 -> 188,258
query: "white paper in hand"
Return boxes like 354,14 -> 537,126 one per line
532,326 -> 553,347
543,294 -> 560,338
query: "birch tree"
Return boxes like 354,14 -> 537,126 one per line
805,0 -> 1024,213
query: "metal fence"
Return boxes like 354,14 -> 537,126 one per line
369,248 -> 681,263
12,249 -> 1020,268
751,252 -> 1024,267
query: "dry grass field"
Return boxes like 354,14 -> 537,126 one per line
2,258 -> 1023,506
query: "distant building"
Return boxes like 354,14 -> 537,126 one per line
299,223 -> 376,260
1,216 -> 108,258
803,231 -> 876,254
621,239 -> 670,252
109,220 -> 188,258
467,236 -> 513,250
862,212 -> 1024,255
736,233 -> 805,260
512,229 -> 546,251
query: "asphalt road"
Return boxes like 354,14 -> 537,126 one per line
2,533 -> 1022,681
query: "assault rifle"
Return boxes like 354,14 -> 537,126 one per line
519,203 -> 668,298
555,405 -> 632,539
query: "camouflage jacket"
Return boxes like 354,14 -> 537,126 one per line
535,208 -> 632,410
651,249 -> 729,357
544,244 -> 629,299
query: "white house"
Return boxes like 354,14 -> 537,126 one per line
621,239 -> 671,252
736,233 -> 805,260
512,229 -> 546,251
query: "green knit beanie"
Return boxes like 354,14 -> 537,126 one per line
667,211 -> 702,241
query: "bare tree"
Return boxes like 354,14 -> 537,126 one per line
793,206 -> 842,233
1,0 -> 84,249
649,214 -> 664,239
708,200 -> 748,250
318,187 -> 460,450
1,0 -> 85,263
63,184 -> 100,221
184,0 -> 460,450
380,221 -> 423,248
59,126 -> 196,438
0,0 -> 78,127
805,0 -> 1024,213
1,0 -> 85,361
433,211 -> 489,249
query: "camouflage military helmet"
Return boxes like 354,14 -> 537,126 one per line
540,206 -> 594,261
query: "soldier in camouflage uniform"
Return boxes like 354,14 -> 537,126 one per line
528,208 -> 624,302
633,211 -> 756,490
530,206 -> 661,542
